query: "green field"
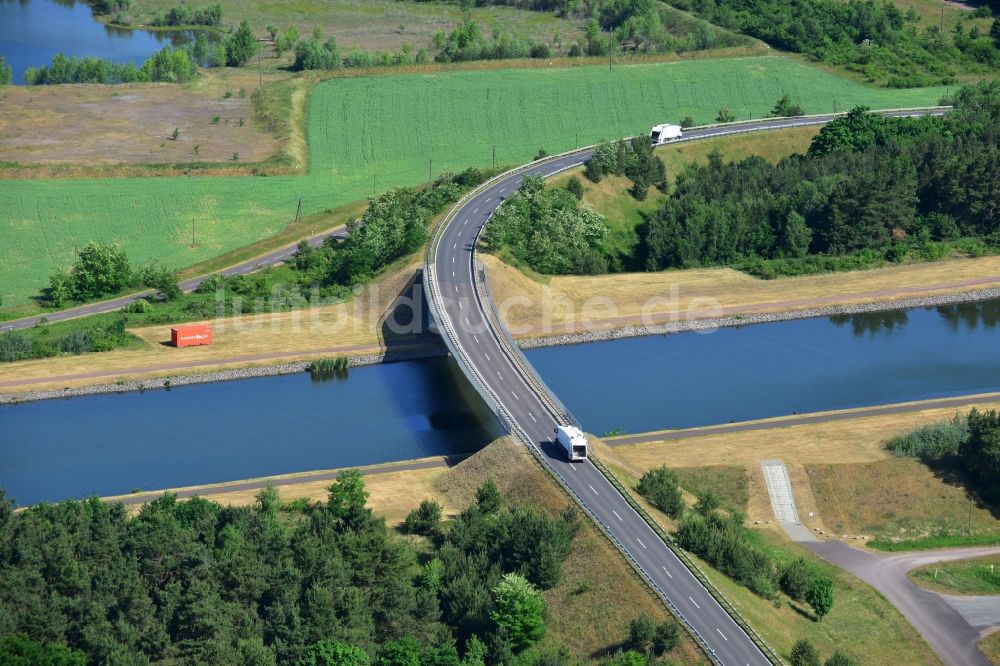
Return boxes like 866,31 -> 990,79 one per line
0,56 -> 946,307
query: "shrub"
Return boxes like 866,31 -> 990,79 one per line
779,558 -> 814,602
653,621 -> 680,654
884,416 -> 968,461
628,613 -> 656,651
0,331 -> 35,362
636,465 -> 684,517
680,116 -> 695,128
715,106 -> 735,123
475,478 -> 502,514
824,652 -> 858,666
790,638 -> 821,666
566,176 -> 584,200
491,573 -> 546,651
404,499 -> 443,536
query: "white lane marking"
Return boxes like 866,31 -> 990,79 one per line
473,208 -> 479,213
458,301 -> 463,310
588,485 -> 598,495
497,370 -> 502,378
612,510 -> 623,521
511,390 -> 519,400
528,412 -> 536,422
454,285 -> 458,292
464,220 -> 468,225
716,628 -> 728,642
452,257 -> 455,263
636,538 -> 647,549
473,335 -> 479,343
484,352 -> 490,360
689,597 -> 701,609
662,567 -> 673,579
465,317 -> 470,326
452,271 -> 455,277
453,243 -> 457,249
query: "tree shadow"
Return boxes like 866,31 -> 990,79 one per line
924,458 -> 1000,520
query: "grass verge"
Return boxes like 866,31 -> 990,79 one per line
908,554 -> 1000,595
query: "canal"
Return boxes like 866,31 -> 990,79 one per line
2,300 -> 998,505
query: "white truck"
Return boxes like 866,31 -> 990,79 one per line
554,425 -> 588,461
650,124 -> 683,145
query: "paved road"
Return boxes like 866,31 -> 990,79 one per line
606,392 -> 1000,446
802,542 -> 1000,665
1,226 -> 349,331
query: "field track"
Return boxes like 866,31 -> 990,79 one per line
0,57 -> 945,306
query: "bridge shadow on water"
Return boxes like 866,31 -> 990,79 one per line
377,270 -> 504,457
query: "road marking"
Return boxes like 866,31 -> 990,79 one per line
465,317 -> 470,326
453,243 -> 457,249
484,352 -> 490,360
473,335 -> 479,343
612,510 -> 622,521
452,271 -> 455,277
636,538 -> 647,549
455,285 -> 458,292
452,257 -> 455,263
473,208 -> 479,213
689,597 -> 700,609
662,567 -> 672,579
497,370 -> 502,378
588,485 -> 598,495
464,220 -> 468,225
716,628 -> 728,642
458,301 -> 463,310
528,412 -> 536,422
511,390 -> 519,400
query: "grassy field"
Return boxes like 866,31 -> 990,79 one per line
0,56 -> 946,307
909,554 -> 1000,595
604,393 -> 1000,533
121,0 -> 586,53
807,458 -> 1000,546
595,446 -> 943,665
0,68 -> 285,171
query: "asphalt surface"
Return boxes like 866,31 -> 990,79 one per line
802,542 -> 1000,666
2,226 -> 348,331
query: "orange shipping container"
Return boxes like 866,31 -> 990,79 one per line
171,324 -> 212,348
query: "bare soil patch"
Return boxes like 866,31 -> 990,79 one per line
0,69 -> 279,168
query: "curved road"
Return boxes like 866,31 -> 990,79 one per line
424,110 -> 946,666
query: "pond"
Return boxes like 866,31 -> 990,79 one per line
0,0 -> 203,84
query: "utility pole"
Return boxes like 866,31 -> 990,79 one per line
833,98 -> 838,114
428,158 -> 432,183
372,173 -> 376,197
969,498 -> 973,534
608,29 -> 613,72
940,5 -> 944,33
191,220 -> 195,247
492,145 -> 496,168
295,197 -> 302,224
258,40 -> 263,87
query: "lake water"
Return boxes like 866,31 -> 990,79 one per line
0,0 -> 200,84
2,300 -> 999,505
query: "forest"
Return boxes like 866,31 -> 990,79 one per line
0,474 -> 591,665
664,0 -> 1000,85
641,82 -> 999,276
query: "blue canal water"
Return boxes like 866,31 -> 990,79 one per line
526,300 -> 1000,434
0,0 -> 202,84
0,357 -> 504,506
2,300 -> 999,505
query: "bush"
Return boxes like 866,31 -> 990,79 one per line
885,416 -> 968,461
566,176 -> 584,200
653,621 -> 680,654
475,478 -> 502,514
628,613 -> 656,652
0,331 -> 35,362
779,558 -> 814,602
404,499 -> 443,536
636,465 -> 684,517
675,510 -> 779,597
679,116 -> 695,128
824,652 -> 858,666
715,106 -> 735,123
790,638 -> 821,666
491,573 -> 546,651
